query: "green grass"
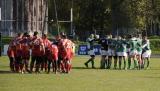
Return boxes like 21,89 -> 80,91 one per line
0,56 -> 160,91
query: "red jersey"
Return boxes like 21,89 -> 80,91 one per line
48,44 -> 58,61
42,38 -> 51,55
31,36 -> 44,56
21,37 -> 30,57
13,36 -> 23,57
43,38 -> 51,48
21,37 -> 30,51
58,38 -> 74,60
7,47 -> 15,58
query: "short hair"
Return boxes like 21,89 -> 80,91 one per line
33,31 -> 38,36
17,33 -> 23,37
42,33 -> 47,37
23,32 -> 28,36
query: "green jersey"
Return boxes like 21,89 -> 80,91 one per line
117,39 -> 127,52
110,38 -> 117,50
142,39 -> 150,52
136,38 -> 142,52
129,38 -> 138,52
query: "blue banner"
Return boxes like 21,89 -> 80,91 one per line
78,45 -> 88,55
78,45 -> 101,55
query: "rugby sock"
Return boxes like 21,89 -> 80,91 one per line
47,61 -> 51,73
124,60 -> 126,69
128,58 -> 131,69
100,59 -> 105,69
69,64 -> 72,71
45,63 -> 48,72
85,58 -> 92,64
20,63 -> 24,72
25,61 -> 30,72
119,60 -> 122,70
134,60 -> 138,69
60,62 -> 65,72
108,60 -> 112,69
91,59 -> 95,68
114,60 -> 117,69
147,60 -> 150,68
66,63 -> 70,73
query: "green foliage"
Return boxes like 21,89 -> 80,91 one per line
148,35 -> 160,39
150,39 -> 160,51
48,0 -> 160,36
1,37 -> 160,54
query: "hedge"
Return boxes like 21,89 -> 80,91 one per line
1,37 -> 160,54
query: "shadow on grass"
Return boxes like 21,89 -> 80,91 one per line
0,70 -> 15,74
143,76 -> 160,79
72,67 -> 99,69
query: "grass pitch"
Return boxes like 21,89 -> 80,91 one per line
0,56 -> 160,91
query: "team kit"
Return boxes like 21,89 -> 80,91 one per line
7,32 -> 75,74
85,34 -> 151,70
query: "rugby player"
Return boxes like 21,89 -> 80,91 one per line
98,35 -> 109,69
13,33 -> 23,73
142,36 -> 151,69
30,32 -> 45,73
21,32 -> 31,73
128,35 -> 138,69
41,34 -> 51,72
47,43 -> 58,74
117,36 -> 128,70
84,34 -> 96,69
136,34 -> 143,69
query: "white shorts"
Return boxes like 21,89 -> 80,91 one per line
108,49 -> 116,56
117,52 -> 128,57
137,51 -> 142,55
88,49 -> 95,55
129,50 -> 137,56
100,50 -> 108,56
142,50 -> 151,58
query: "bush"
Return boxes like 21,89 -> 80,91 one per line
1,37 -> 160,54
150,39 -> 160,51
148,35 -> 160,39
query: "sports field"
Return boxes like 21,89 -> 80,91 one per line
0,56 -> 160,91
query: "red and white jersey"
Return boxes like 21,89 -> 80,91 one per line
65,39 -> 74,49
42,38 -> 52,48
50,44 -> 58,54
21,37 -> 30,51
31,36 -> 44,56
7,47 -> 15,58
49,44 -> 58,61
59,39 -> 73,49
13,36 -> 23,50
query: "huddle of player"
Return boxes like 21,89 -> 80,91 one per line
7,32 -> 75,74
85,34 -> 151,70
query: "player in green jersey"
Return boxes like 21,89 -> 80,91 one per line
108,36 -> 118,69
117,36 -> 128,70
128,35 -> 138,69
136,34 -> 143,69
142,36 -> 151,69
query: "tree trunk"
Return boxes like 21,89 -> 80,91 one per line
0,0 -> 48,36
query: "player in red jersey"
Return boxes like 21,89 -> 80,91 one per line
30,32 -> 45,73
56,35 -> 64,72
64,39 -> 75,73
47,44 -> 58,74
41,34 -> 51,72
21,33 -> 31,73
59,34 -> 74,73
7,45 -> 16,72
13,33 -> 23,73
